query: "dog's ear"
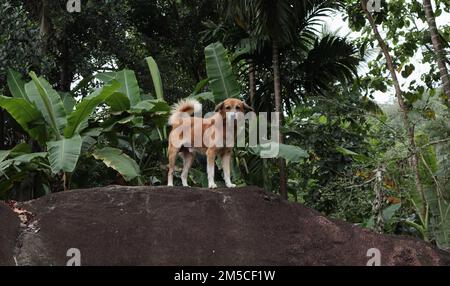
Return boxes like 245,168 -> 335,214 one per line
243,102 -> 254,113
215,101 -> 224,112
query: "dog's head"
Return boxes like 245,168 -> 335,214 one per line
215,99 -> 254,120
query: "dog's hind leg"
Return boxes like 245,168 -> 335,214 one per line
180,151 -> 194,187
167,143 -> 179,187
206,148 -> 217,189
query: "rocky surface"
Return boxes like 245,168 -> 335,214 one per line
0,201 -> 19,266
1,186 -> 449,266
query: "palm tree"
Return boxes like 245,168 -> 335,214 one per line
224,0 -> 259,108
226,0 -> 336,199
422,0 -> 450,108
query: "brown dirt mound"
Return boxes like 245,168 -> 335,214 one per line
1,186 -> 449,266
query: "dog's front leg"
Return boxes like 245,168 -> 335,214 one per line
206,148 -> 217,189
221,152 -> 236,188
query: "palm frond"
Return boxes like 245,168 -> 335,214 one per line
297,34 -> 361,95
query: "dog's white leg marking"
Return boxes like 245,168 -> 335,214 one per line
181,152 -> 193,187
207,164 -> 217,189
222,152 -> 236,188
206,149 -> 217,189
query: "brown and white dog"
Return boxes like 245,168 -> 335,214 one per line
167,98 -> 253,188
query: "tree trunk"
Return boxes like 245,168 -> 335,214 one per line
362,0 -> 427,219
0,110 -> 4,149
373,168 -> 385,234
59,40 -> 72,92
248,59 -> 256,109
39,0 -> 50,56
422,0 -> 450,108
272,42 -> 288,200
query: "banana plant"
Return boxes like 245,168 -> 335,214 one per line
86,57 -> 170,183
0,70 -> 121,190
2,58 -> 172,193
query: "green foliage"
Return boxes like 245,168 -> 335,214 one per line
7,69 -> 27,99
0,143 -> 49,199
1,0 -> 449,251
105,92 -> 130,112
0,95 -> 46,144
205,42 -> 241,102
250,143 -> 309,163
115,70 -> 142,108
93,147 -> 141,182
64,81 -> 121,138
27,72 -> 67,138
0,66 -> 164,195
47,135 -> 82,174
146,57 -> 164,101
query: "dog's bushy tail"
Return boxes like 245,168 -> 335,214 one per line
168,98 -> 202,126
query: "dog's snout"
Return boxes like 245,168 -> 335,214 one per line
227,112 -> 237,121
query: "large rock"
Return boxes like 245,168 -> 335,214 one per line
1,186 -> 449,266
0,202 -> 20,266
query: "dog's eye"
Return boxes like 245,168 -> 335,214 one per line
225,106 -> 231,110
236,106 -> 241,110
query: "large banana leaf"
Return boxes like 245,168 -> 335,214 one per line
0,150 -> 10,163
190,91 -> 215,103
205,42 -> 240,102
115,69 -> 141,107
0,149 -> 47,185
1,151 -> 48,170
0,143 -> 28,167
47,135 -> 82,174
4,143 -> 32,158
131,99 -> 170,113
144,57 -> 168,142
100,114 -> 147,131
192,78 -> 210,95
0,159 -> 13,175
7,69 -> 27,99
12,152 -> 48,164
0,95 -> 46,144
95,72 -> 116,83
106,92 -> 130,112
146,57 -> 164,100
250,142 -> 309,162
27,72 -> 67,138
92,147 -> 141,181
64,80 -> 120,138
59,92 -> 77,113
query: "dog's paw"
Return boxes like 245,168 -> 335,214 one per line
208,183 -> 218,189
167,183 -> 174,187
226,183 -> 237,188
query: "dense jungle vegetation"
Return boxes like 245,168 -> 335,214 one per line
0,0 -> 449,250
